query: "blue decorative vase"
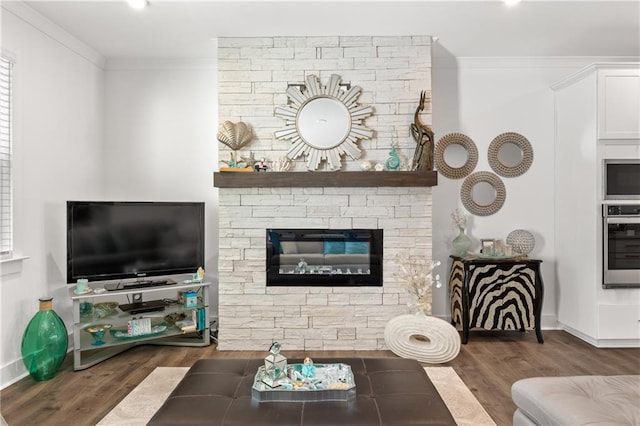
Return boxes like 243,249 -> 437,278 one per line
21,297 -> 68,381
452,227 -> 472,257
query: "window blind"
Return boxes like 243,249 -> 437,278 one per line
0,57 -> 13,255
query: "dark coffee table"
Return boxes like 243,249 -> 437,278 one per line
148,357 -> 455,425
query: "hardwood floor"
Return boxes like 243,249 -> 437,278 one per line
1,330 -> 639,426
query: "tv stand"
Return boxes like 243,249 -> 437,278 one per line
70,281 -> 210,370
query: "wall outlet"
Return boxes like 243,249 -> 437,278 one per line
132,293 -> 143,303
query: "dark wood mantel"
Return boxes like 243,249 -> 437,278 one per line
213,170 -> 437,188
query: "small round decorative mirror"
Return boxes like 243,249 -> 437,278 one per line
488,132 -> 533,177
460,171 -> 506,216
274,74 -> 374,171
434,133 -> 478,179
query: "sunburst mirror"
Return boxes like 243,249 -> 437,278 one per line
274,74 -> 374,171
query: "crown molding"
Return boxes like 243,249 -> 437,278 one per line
432,56 -> 640,70
1,1 -> 106,69
105,58 -> 217,71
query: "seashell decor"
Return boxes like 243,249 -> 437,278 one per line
217,121 -> 254,151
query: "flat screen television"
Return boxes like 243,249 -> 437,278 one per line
67,201 -> 205,284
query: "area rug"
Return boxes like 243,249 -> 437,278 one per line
97,366 -> 496,426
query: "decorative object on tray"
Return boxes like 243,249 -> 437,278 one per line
434,133 -> 478,179
385,143 -> 401,171
253,362 -> 356,402
506,229 -> 535,255
410,90 -> 435,171
488,132 -> 533,178
274,74 -> 373,171
394,252 -> 442,316
217,120 -> 255,172
460,171 -> 506,216
21,297 -> 68,381
264,342 -> 287,382
301,357 -> 316,378
110,322 -> 168,339
84,323 -> 112,346
451,208 -> 472,257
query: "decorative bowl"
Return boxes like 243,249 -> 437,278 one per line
93,301 -> 119,318
84,324 -> 112,346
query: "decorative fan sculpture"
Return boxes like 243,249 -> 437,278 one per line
274,74 -> 374,171
217,121 -> 254,169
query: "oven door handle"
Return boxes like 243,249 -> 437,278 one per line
606,217 -> 640,224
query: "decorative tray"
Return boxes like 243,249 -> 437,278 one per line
252,363 -> 356,402
109,322 -> 168,340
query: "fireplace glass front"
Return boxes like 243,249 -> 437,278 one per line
266,229 -> 383,286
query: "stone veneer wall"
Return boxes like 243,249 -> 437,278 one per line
217,35 -> 432,169
217,187 -> 432,350
217,36 -> 432,350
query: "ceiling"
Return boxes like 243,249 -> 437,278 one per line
9,0 -> 640,60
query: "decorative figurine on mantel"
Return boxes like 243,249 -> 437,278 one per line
385,143 -> 401,171
217,120 -> 255,172
410,91 -> 435,171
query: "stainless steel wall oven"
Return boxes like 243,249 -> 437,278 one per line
603,204 -> 640,288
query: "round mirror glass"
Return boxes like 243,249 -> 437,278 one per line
472,181 -> 496,206
443,143 -> 469,168
497,142 -> 522,168
297,97 -> 351,149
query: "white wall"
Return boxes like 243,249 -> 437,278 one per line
103,60 -> 219,314
429,57 -> 619,326
0,6 -> 104,387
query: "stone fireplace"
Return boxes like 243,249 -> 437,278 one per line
215,172 -> 435,350
215,35 -> 433,350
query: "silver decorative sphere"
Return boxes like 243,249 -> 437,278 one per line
506,229 -> 535,255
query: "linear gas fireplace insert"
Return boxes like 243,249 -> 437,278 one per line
266,229 -> 383,287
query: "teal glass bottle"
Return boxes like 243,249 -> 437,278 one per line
21,297 -> 68,381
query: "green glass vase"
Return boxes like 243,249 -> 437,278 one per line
21,297 -> 68,381
452,226 -> 472,257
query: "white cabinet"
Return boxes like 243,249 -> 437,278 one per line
553,63 -> 640,347
598,304 -> 640,340
598,68 -> 640,139
70,281 -> 210,370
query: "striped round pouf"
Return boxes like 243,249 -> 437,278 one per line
384,314 -> 461,364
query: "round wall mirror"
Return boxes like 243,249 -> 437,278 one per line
296,97 -> 350,149
460,171 -> 506,216
274,74 -> 374,171
434,133 -> 478,179
488,132 -> 533,177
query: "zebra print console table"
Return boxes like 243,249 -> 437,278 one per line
448,256 -> 544,344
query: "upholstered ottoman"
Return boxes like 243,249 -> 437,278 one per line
148,357 -> 456,425
512,375 -> 640,425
